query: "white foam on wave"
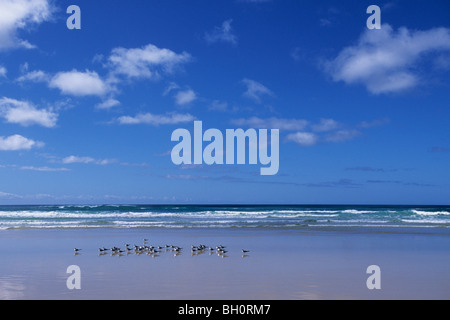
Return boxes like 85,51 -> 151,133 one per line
412,210 -> 450,216
276,210 -> 340,214
342,209 -> 377,214
401,218 -> 449,224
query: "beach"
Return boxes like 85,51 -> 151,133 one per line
1,227 -> 449,300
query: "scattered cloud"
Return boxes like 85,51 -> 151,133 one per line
0,66 -> 7,77
318,6 -> 340,28
241,78 -> 274,103
20,166 -> 70,172
357,117 -> 390,128
0,191 -> 21,199
62,155 -> 116,165
117,112 -> 195,126
233,116 -> 375,146
0,134 -> 43,151
62,156 -> 96,164
285,132 -> 318,146
324,129 -> 361,143
208,100 -> 238,113
16,70 -> 49,83
290,47 -> 305,62
0,97 -> 57,127
319,18 -> 332,27
49,70 -> 109,97
96,98 -> 120,110
312,118 -> 340,132
163,82 -> 180,96
175,89 -> 197,106
324,24 -> 450,94
232,116 -> 308,131
107,44 -> 191,79
0,0 -> 53,50
204,19 -> 238,45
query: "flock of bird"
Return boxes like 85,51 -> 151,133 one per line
73,239 -> 250,258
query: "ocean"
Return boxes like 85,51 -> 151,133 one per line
0,204 -> 449,230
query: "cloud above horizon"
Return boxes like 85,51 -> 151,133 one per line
0,97 -> 57,127
0,134 -> 43,151
49,70 -> 109,97
117,112 -> 195,126
0,0 -> 52,50
324,24 -> 450,94
62,155 -> 116,165
241,78 -> 274,103
233,116 -> 388,147
175,89 -> 197,106
204,19 -> 238,45
106,44 -> 191,80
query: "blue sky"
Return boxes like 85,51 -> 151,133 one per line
0,0 -> 449,204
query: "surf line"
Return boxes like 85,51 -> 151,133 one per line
171,120 -> 279,175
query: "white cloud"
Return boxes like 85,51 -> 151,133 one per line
0,0 -> 52,50
204,19 -> 238,45
358,117 -> 390,129
0,97 -> 57,127
62,155 -> 115,165
0,191 -> 21,199
325,24 -> 450,94
285,132 -> 319,146
0,134 -> 43,151
163,82 -> 180,96
117,112 -> 195,126
324,130 -> 362,143
107,44 -> 191,79
312,118 -> 340,132
241,78 -> 274,103
287,129 -> 362,146
49,70 -> 108,96
208,100 -> 238,113
62,155 -> 95,164
232,116 -> 372,147
175,89 -> 197,106
232,117 -> 308,131
16,70 -> 49,83
0,66 -> 7,77
20,166 -> 70,172
96,98 -> 120,110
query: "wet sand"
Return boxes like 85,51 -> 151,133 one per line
0,227 -> 449,300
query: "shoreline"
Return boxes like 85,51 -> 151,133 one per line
1,227 -> 449,300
